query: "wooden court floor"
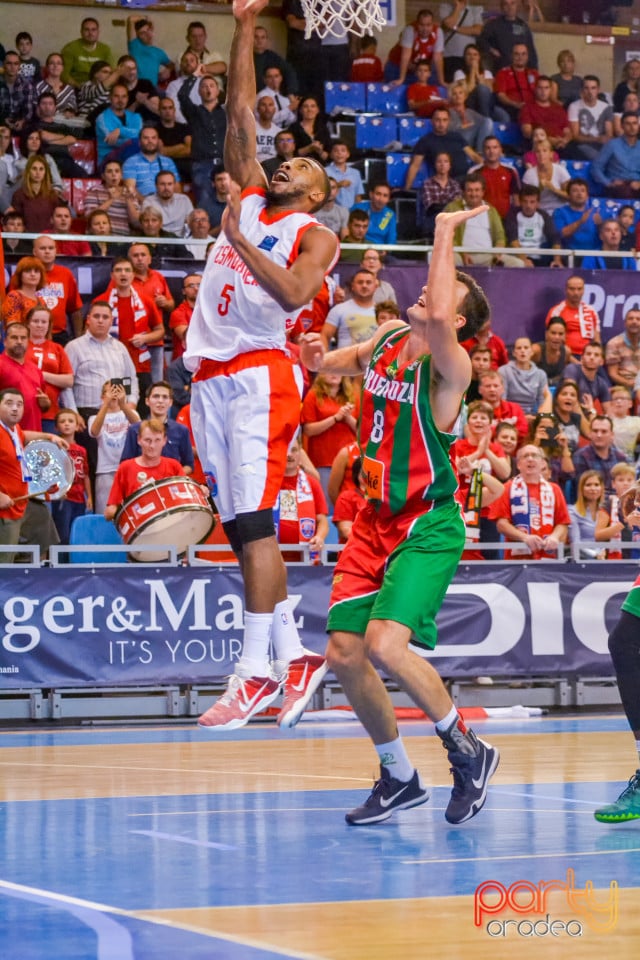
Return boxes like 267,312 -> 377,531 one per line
0,713 -> 639,960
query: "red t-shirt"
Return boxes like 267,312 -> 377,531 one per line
451,437 -> 506,516
519,101 -> 569,139
494,67 -> 539,107
475,164 -> 519,219
300,391 -> 360,468
169,301 -> 193,360
460,332 -> 509,370
99,289 -> 163,373
107,456 -> 185,507
133,270 -> 173,306
350,54 -> 383,83
26,339 -> 74,419
66,441 -> 89,503
9,264 -> 83,336
0,354 -> 46,431
489,478 -> 570,559
490,399 -> 529,440
332,486 -> 366,541
406,82 -> 447,118
0,422 -> 28,519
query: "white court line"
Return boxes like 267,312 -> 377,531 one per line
130,829 -> 238,850
0,879 -> 328,960
0,759 -> 368,785
494,786 -> 612,807
402,847 -> 640,865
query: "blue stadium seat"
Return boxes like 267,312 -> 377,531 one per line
366,83 -> 408,114
386,153 -> 412,188
397,117 -> 431,148
355,115 -> 398,150
69,515 -> 128,564
324,81 -> 366,115
500,155 -> 525,178
493,122 -> 525,150
562,159 -> 603,195
385,153 -> 428,189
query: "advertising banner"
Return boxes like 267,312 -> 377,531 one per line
0,564 -> 630,688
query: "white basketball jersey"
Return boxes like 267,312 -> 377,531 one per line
184,188 -> 338,366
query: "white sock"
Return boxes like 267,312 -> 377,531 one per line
271,598 -> 304,664
376,737 -> 415,782
435,705 -> 459,734
236,611 -> 272,678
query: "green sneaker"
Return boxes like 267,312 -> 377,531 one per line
594,770 -> 640,823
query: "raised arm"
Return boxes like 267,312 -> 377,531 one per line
224,0 -> 269,189
424,207 -> 489,429
223,181 -> 338,311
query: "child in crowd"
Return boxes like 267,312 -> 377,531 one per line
323,140 -> 365,209
276,433 -> 329,562
406,59 -> 447,118
88,380 -> 141,515
595,463 -> 639,559
51,408 -> 91,544
350,35 -> 383,83
609,385 -> 640,461
374,300 -> 401,325
617,205 -> 637,251
332,457 -> 367,543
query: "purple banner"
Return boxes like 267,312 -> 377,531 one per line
5,257 -> 638,347
0,564 -> 629,688
336,265 -> 640,345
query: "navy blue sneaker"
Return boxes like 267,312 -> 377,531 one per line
441,730 -> 500,824
346,766 -> 429,825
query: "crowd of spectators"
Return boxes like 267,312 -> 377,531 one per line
2,3 -> 640,562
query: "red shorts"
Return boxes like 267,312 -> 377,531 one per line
191,350 -> 302,522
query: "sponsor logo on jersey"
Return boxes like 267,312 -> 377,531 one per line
364,368 -> 415,404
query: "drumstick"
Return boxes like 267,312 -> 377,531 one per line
13,483 -> 61,503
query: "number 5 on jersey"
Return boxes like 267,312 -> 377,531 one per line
218,284 -> 235,316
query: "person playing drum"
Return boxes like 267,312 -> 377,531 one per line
104,418 -> 184,522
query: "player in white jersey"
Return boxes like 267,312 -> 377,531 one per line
185,0 -> 339,732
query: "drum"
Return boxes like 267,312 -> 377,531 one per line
115,476 -> 215,562
24,440 -> 74,501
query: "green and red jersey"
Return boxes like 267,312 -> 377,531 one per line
359,327 -> 459,517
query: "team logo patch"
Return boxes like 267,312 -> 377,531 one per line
299,518 -> 316,541
257,235 -> 279,251
137,471 -> 148,483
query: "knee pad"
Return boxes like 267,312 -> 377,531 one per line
235,508 -> 276,545
221,518 -> 243,555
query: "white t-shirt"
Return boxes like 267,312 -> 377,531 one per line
522,163 -> 571,212
325,299 -> 377,349
89,410 -> 131,475
462,208 -> 492,250
567,98 -> 613,137
256,122 -> 282,162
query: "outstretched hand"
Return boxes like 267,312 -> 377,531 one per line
299,333 -> 325,372
435,205 -> 490,232
233,0 -> 270,20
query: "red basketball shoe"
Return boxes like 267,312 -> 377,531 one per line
198,673 -> 281,731
277,653 -> 328,729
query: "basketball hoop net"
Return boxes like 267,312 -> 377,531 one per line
300,0 -> 386,40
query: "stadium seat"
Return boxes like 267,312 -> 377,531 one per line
398,117 -> 431,148
69,140 -> 97,176
493,122 -> 525,150
69,515 -> 128,564
71,178 -> 101,216
385,153 -> 427,189
355,115 -> 398,151
366,83 -> 408,114
563,160 -> 601,195
324,81 -> 366,114
353,156 -> 386,190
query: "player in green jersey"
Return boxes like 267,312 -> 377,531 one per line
300,206 -> 500,826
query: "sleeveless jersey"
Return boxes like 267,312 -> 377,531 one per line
360,327 -> 459,516
184,187 -> 338,367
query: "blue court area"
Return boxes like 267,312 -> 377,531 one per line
1,716 -> 638,959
